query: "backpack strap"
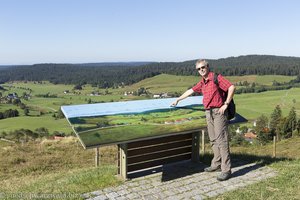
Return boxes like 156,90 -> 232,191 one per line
213,72 -> 236,120
214,72 -> 226,98
214,72 -> 219,86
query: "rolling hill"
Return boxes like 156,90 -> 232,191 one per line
0,55 -> 299,87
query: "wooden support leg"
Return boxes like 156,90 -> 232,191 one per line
201,129 -> 205,155
118,143 -> 128,180
192,132 -> 201,162
95,147 -> 100,167
273,136 -> 276,158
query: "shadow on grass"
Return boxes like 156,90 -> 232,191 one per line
128,153 -> 292,181
229,153 -> 292,179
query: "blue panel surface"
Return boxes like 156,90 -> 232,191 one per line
61,96 -> 203,118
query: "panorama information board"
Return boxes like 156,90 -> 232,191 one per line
61,96 -> 246,148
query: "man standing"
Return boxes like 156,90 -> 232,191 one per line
171,59 -> 235,181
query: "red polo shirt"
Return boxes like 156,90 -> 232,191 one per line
192,72 -> 232,109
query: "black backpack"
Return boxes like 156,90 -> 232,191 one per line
213,73 -> 236,120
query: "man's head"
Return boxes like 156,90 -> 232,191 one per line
195,59 -> 209,78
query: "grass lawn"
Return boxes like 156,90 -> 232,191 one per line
235,87 -> 300,120
0,138 -> 121,198
0,115 -> 71,134
207,156 -> 300,200
1,136 -> 300,199
228,75 -> 295,86
0,103 -> 22,113
209,137 -> 300,200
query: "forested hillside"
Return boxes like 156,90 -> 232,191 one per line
1,55 -> 300,88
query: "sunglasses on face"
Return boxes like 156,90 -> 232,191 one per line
196,66 -> 206,71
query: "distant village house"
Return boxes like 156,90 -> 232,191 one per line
244,132 -> 257,143
124,91 -> 134,96
7,92 -> 18,100
153,92 -> 170,98
90,91 -> 100,96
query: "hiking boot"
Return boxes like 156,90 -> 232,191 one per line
204,166 -> 221,172
217,171 -> 231,181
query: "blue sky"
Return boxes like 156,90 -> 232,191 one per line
1,0 -> 300,64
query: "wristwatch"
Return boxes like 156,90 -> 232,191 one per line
224,102 -> 229,106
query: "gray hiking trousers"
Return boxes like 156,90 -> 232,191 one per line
205,108 -> 231,173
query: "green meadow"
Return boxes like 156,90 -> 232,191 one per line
0,74 -> 299,135
119,74 -> 296,94
235,88 -> 300,119
228,74 -> 295,86
1,74 -> 300,199
0,116 -> 71,133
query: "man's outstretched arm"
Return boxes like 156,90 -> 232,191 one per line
170,89 -> 194,107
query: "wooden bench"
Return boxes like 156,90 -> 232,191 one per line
118,129 -> 206,179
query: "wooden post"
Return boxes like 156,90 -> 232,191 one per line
119,143 -> 128,180
272,136 -> 276,158
95,147 -> 100,167
192,132 -> 201,162
201,129 -> 205,155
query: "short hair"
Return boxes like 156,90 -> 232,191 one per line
195,59 -> 209,68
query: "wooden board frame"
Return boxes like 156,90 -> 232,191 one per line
117,129 -> 205,180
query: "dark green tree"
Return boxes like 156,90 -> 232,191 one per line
2,55 -> 300,87
141,117 -> 148,122
73,84 -> 82,90
137,87 -> 147,96
257,131 -> 269,145
255,115 -> 271,145
87,98 -> 92,104
24,108 -> 29,116
230,134 -> 245,146
3,109 -> 19,118
297,119 -> 300,136
279,117 -> 288,138
8,129 -> 37,142
35,127 -> 49,137
288,107 -> 297,130
0,131 -> 7,138
22,92 -> 27,98
56,108 -> 65,119
12,98 -> 21,105
19,103 -> 26,109
283,107 -> 297,138
255,114 -> 269,133
269,105 -> 282,140
240,126 -> 248,134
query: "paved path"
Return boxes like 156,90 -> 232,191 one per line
83,160 -> 277,200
